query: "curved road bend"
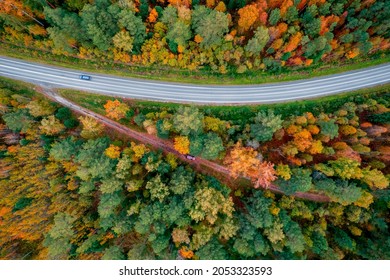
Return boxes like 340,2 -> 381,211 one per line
0,56 -> 389,104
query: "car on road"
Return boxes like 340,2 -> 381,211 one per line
79,75 -> 91,80
185,154 -> 196,160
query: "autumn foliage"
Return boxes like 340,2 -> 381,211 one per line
104,100 -> 130,121
0,0 -> 387,74
105,144 -> 121,159
174,136 -> 190,155
1,73 -> 389,261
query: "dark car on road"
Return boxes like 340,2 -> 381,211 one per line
79,75 -> 91,80
185,154 -> 196,160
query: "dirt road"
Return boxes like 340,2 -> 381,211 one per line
37,86 -> 330,203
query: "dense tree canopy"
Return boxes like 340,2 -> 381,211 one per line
0,71 -> 389,260
1,0 -> 388,73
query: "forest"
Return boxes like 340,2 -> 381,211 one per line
1,78 -> 389,260
63,87 -> 390,200
0,0 -> 389,74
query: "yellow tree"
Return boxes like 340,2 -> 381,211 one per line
105,145 -> 121,159
174,136 -> 190,154
276,164 -> 291,180
26,99 -> 56,117
203,116 -> 226,133
361,168 -> 389,189
39,116 -> 65,135
128,142 -> 149,163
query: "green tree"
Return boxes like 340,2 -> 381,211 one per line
196,238 -> 228,260
245,26 -> 270,55
102,245 -> 125,260
304,36 -> 329,59
81,0 -> 120,51
156,119 -> 171,139
55,107 -> 72,121
118,9 -> 146,53
2,109 -> 33,133
138,0 -> 149,20
333,228 -> 355,252
169,166 -> 194,195
302,7 -> 321,38
50,137 -> 81,161
145,175 -> 169,202
65,0 -> 89,12
127,243 -> 155,260
269,9 -> 281,26
244,191 -> 274,229
44,7 -> 84,53
64,119 -> 78,129
284,6 -> 298,23
189,134 -> 204,156
26,99 -> 56,117
172,106 -> 204,136
201,133 -> 224,160
98,192 -> 123,219
314,178 -> 363,205
340,33 -> 353,44
76,138 -> 115,180
166,21 -> 192,50
318,119 -> 339,139
43,213 -> 75,260
75,233 -> 103,255
233,214 -> 270,258
100,178 -> 123,194
311,230 -> 329,255
191,6 -> 229,48
160,6 -> 178,27
368,112 -> 390,124
280,210 -> 305,253
39,115 -> 65,135
277,168 -> 312,195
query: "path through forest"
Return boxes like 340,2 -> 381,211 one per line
37,86 -> 330,203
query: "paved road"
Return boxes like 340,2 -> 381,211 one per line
0,56 -> 389,104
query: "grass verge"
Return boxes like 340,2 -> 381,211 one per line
0,76 -> 38,99
1,41 -> 389,85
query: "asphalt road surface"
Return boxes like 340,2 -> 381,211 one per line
38,86 -> 331,202
0,56 -> 389,104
